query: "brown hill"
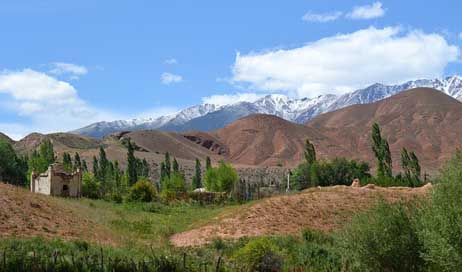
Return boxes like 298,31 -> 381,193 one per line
171,185 -> 430,247
208,114 -> 350,167
306,88 -> 462,172
0,182 -> 114,244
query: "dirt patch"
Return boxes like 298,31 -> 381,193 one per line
171,185 -> 430,247
0,183 -> 115,245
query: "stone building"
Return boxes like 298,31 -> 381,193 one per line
30,163 -> 82,197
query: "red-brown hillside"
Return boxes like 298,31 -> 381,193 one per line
209,114 -> 350,167
306,88 -> 462,172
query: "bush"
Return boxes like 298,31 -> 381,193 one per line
161,172 -> 187,201
339,201 -> 424,272
418,150 -> 462,270
82,172 -> 100,199
204,161 -> 238,193
127,179 -> 157,202
295,230 -> 340,271
291,158 -> 371,190
233,237 -> 283,272
111,191 -> 123,203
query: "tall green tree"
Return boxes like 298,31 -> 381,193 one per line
371,123 -> 392,178
401,148 -> 411,180
0,139 -> 27,186
73,152 -> 81,170
409,151 -> 421,183
82,159 -> 88,172
172,158 -> 179,173
62,152 -> 73,172
126,140 -> 137,186
304,139 -> 316,164
113,160 -> 122,190
98,146 -> 109,180
192,158 -> 202,189
164,152 -> 171,178
92,156 -> 99,175
39,139 -> 55,166
206,156 -> 212,170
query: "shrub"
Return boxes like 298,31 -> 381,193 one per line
204,161 -> 238,193
127,179 -> 157,202
161,172 -> 187,201
295,230 -> 340,271
339,201 -> 424,272
291,158 -> 371,190
233,237 -> 283,272
111,191 -> 123,203
82,172 -> 100,199
418,150 -> 462,270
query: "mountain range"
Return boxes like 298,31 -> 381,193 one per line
73,76 -> 462,138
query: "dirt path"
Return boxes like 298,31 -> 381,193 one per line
171,185 -> 430,247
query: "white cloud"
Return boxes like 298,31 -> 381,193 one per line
459,32 -> 462,39
161,72 -> 183,85
231,27 -> 460,98
347,2 -> 385,20
202,93 -> 263,106
164,58 -> 178,65
302,11 -> 343,23
0,69 -> 118,138
49,62 -> 88,79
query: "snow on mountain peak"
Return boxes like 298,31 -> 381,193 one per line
73,75 -> 462,138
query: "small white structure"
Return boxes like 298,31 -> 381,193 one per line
30,163 -> 82,197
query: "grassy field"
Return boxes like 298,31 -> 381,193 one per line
61,198 -> 241,249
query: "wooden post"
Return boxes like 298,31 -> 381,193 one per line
215,256 -> 222,272
183,252 -> 186,271
100,247 -> 104,272
2,250 -> 6,272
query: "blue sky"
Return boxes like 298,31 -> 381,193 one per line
0,0 -> 461,139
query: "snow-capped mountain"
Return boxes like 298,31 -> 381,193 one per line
73,76 -> 462,138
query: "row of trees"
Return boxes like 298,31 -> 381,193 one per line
292,123 -> 423,191
291,139 -> 371,190
371,123 -> 422,186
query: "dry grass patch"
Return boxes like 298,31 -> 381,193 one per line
171,185 -> 430,247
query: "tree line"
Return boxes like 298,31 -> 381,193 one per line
292,122 -> 423,190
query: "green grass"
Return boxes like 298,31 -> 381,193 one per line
58,197 -> 240,250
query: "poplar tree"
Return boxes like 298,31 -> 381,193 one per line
172,158 -> 179,173
192,158 -> 202,189
206,156 -> 212,170
127,140 -> 137,186
92,156 -> 99,175
73,152 -> 81,170
371,123 -> 392,178
304,139 -> 316,164
164,152 -> 171,178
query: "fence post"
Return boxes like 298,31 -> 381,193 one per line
3,249 -> 6,271
215,255 -> 222,272
100,247 -> 104,272
183,252 -> 186,271
53,250 -> 58,272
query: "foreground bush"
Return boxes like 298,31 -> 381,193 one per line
233,237 -> 283,272
339,201 -> 424,272
127,179 -> 157,202
418,150 -> 462,270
